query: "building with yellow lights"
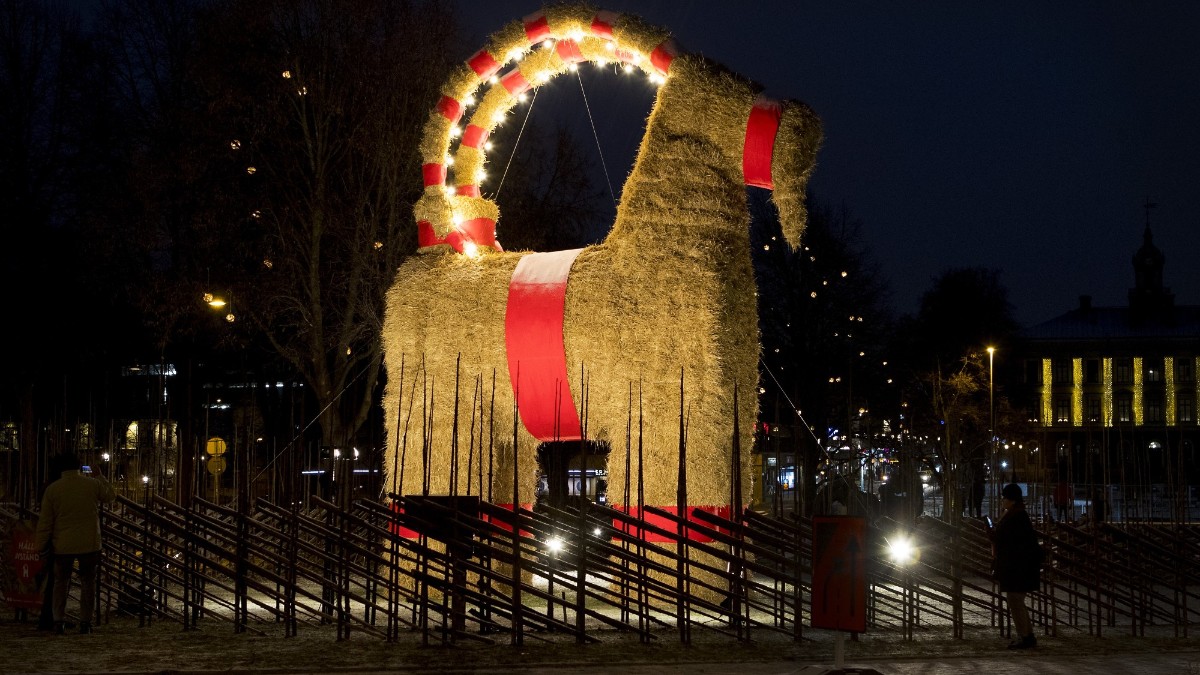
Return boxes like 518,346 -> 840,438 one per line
1012,223 -> 1199,518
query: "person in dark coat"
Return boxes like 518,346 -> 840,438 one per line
992,482 -> 1042,649
35,454 -> 72,631
34,453 -> 115,634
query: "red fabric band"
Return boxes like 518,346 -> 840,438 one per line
458,217 -> 497,248
590,12 -> 617,39
416,218 -> 500,253
392,502 -> 534,539
555,39 -> 584,63
505,249 -> 585,441
489,504 -> 535,537
650,40 -> 676,75
457,185 -> 480,198
468,49 -> 501,80
501,70 -> 531,96
462,124 -> 489,149
436,95 -> 462,124
611,505 -> 731,543
523,13 -> 550,44
421,163 -> 446,187
391,500 -> 729,542
416,220 -> 438,248
388,502 -> 420,539
743,96 -> 781,189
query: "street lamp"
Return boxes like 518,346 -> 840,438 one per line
203,292 -> 236,322
986,346 -> 996,516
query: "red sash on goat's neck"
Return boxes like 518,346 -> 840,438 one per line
504,248 -> 585,441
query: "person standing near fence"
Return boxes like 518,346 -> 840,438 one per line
991,482 -> 1043,649
34,452 -> 116,634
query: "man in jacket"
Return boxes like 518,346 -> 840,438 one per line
992,482 -> 1042,649
34,453 -> 116,634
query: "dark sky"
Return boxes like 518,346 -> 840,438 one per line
457,1 -> 1200,326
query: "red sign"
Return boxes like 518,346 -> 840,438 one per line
811,515 -> 867,633
4,519 -> 45,611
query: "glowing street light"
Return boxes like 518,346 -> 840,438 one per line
203,292 -> 236,322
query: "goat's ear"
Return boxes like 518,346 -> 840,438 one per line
769,101 -> 823,251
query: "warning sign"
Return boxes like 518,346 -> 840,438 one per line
811,515 -> 867,633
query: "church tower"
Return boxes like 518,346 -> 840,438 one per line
1128,198 -> 1175,324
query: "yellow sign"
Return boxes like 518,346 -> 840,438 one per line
207,456 -> 227,475
205,437 -> 227,456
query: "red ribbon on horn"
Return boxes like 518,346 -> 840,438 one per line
743,96 -> 781,189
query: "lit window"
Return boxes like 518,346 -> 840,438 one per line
1054,398 -> 1071,423
1179,397 -> 1194,423
1115,359 -> 1132,384
1117,394 -> 1133,423
1178,360 -> 1194,382
1146,359 -> 1163,382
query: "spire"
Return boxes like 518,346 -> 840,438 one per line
1128,196 -> 1173,323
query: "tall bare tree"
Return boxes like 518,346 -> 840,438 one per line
195,0 -> 459,452
898,267 -> 1020,520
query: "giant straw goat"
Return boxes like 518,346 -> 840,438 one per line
382,4 -> 821,526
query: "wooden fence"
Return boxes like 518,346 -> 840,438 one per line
7,493 -> 1197,645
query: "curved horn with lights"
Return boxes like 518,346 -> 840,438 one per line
415,6 -> 681,255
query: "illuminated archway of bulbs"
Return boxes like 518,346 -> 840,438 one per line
414,5 -> 678,256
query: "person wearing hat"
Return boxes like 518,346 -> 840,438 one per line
992,482 -> 1043,649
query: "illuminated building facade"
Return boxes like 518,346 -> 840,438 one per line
1012,223 -> 1200,485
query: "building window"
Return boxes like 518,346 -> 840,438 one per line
1052,360 -> 1072,385
1146,397 -> 1163,423
1085,359 -> 1101,384
1086,396 -> 1101,423
1116,394 -> 1133,423
1054,398 -> 1071,423
1180,397 -> 1195,423
1146,358 -> 1163,383
1115,359 -> 1132,384
1179,359 -> 1195,382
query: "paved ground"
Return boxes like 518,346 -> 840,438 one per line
3,613 -> 1199,674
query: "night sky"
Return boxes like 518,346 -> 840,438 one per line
458,1 -> 1200,326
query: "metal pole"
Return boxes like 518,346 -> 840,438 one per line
988,347 -> 996,516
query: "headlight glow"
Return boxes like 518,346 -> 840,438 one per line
888,535 -> 916,565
